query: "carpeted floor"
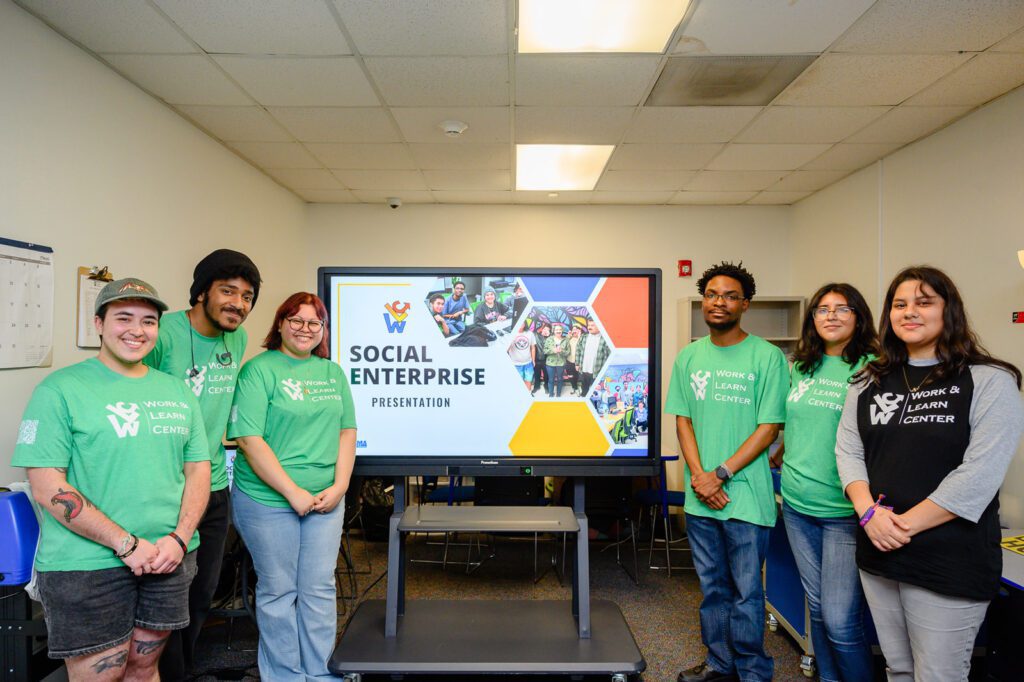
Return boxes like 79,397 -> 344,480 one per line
191,527 -> 823,682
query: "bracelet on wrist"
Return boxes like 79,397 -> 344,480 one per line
858,494 -> 894,527
168,531 -> 188,555
115,534 -> 139,559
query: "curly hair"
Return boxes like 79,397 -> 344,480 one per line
696,261 -> 756,300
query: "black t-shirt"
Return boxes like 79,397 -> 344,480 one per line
856,365 -> 1002,600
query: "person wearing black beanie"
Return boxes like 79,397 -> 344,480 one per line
148,249 -> 261,681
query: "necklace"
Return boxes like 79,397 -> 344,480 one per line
187,310 -> 232,378
902,364 -> 935,393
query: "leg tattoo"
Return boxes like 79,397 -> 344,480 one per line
135,635 -> 170,656
91,649 -> 128,673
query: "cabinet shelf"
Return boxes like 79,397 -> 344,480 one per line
680,296 -> 805,354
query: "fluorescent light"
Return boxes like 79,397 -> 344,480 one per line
516,145 -> 614,191
519,0 -> 691,53
1018,249 -> 1024,270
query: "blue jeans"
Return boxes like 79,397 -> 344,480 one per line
546,364 -> 565,396
685,514 -> 773,682
231,487 -> 345,681
782,503 -> 872,682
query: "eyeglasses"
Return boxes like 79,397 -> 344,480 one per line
812,306 -> 855,320
286,317 -> 324,333
703,292 -> 744,303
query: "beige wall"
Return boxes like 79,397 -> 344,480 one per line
0,2 -> 307,483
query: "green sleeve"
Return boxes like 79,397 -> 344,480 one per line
12,385 -> 73,468
144,332 -> 167,370
227,361 -> 270,440
182,387 -> 211,463
336,365 -> 357,430
756,345 -> 789,425
664,352 -> 692,417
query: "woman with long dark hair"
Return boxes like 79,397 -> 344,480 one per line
228,292 -> 357,680
778,283 -> 878,682
836,266 -> 1023,681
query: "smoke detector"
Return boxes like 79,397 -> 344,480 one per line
439,119 -> 469,137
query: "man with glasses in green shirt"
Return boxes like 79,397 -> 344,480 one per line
146,249 -> 261,682
666,262 -> 788,682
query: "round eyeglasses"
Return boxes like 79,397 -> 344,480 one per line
286,317 -> 324,333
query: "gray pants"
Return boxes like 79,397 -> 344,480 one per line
860,570 -> 988,682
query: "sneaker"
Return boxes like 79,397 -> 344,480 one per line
677,662 -> 738,682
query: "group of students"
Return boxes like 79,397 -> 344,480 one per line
13,249 -> 355,681
668,262 -> 1024,682
507,317 -> 611,398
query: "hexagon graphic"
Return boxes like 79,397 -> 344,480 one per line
593,277 -> 649,348
591,350 -> 650,451
423,293 -> 455,339
509,403 -> 610,457
520,276 -> 600,303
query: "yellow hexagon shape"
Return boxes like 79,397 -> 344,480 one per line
509,402 -> 611,457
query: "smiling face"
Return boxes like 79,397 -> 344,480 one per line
198,277 -> 254,333
452,282 -> 465,299
485,291 -> 496,306
890,279 -> 945,358
702,275 -> 748,331
95,300 -> 160,374
279,303 -> 324,359
813,291 -> 856,353
552,324 -> 564,338
430,296 -> 444,314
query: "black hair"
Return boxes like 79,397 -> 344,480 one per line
428,293 -> 445,304
696,261 -> 756,300
193,263 -> 262,306
793,283 -> 878,377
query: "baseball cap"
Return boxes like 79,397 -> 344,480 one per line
94,277 -> 169,315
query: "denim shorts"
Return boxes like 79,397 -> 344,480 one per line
37,551 -> 197,659
515,363 -> 535,382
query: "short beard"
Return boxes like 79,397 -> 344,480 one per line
203,297 -> 237,333
706,317 -> 739,332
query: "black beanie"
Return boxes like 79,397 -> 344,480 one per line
189,249 -> 262,307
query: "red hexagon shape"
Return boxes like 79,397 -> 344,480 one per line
592,278 -> 649,348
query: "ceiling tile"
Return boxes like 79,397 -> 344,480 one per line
625,107 -> 762,143
352,189 -> 435,203
830,0 -> 1024,53
800,143 -> 900,171
673,0 -> 875,55
669,191 -> 758,204
295,188 -> 359,203
845,106 -> 971,144
514,191 -> 592,204
684,171 -> 789,191
992,27 -> 1024,52
101,54 -> 250,105
153,0 -> 350,55
213,56 -> 378,106
608,144 -> 724,170
332,169 -> 428,190
746,191 -> 813,205
516,107 -> 634,144
365,57 -> 509,106
647,55 -> 815,106
423,170 -> 510,190
707,144 -> 832,171
19,0 -> 195,53
306,143 -> 415,169
268,107 -> 399,142
409,144 -> 510,169
175,105 -> 292,141
391,107 -> 510,143
434,191 -> 514,204
905,53 -> 1024,107
590,191 -> 675,204
333,0 -> 507,56
767,170 -> 850,192
264,168 -> 342,190
596,170 -> 697,191
516,55 -> 661,106
229,142 -> 321,168
774,54 -> 971,106
735,106 -> 890,143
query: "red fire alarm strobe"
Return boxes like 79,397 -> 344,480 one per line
1013,311 -> 1024,324
678,260 -> 692,277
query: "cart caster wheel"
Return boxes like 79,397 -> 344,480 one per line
800,655 -> 816,678
612,674 -> 628,682
342,674 -> 361,682
766,613 -> 779,632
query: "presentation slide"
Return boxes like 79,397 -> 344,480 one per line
326,273 -> 651,460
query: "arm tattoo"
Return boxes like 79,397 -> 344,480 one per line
135,635 -> 169,656
50,487 -> 86,523
91,649 -> 127,673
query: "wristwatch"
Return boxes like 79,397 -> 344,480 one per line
714,465 -> 733,481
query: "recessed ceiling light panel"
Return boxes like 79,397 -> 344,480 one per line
519,0 -> 691,53
516,145 -> 615,190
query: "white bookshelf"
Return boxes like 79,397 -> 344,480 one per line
678,295 -> 805,355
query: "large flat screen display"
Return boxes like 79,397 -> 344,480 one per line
318,268 -> 660,476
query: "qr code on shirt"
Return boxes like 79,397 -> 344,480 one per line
17,420 -> 39,445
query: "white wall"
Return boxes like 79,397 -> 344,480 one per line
0,1 -> 307,484
789,85 -> 1024,526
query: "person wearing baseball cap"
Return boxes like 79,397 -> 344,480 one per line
146,250 -> 261,682
13,277 -> 211,679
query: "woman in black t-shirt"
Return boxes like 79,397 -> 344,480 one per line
836,266 -> 1024,682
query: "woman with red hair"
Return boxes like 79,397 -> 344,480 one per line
228,292 -> 357,680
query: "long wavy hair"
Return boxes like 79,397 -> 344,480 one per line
859,266 -> 1021,388
263,292 -> 330,359
793,283 -> 878,378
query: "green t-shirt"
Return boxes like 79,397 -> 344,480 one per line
664,334 -> 788,526
144,310 -> 247,492
782,354 -> 870,517
227,351 -> 357,507
12,358 -> 209,572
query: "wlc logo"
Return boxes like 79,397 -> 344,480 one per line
281,378 -> 305,401
186,366 -> 206,397
106,402 -> 140,438
383,301 -> 410,334
788,378 -> 814,402
690,370 -> 711,400
870,392 -> 904,425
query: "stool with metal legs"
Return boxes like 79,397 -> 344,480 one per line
635,454 -> 691,575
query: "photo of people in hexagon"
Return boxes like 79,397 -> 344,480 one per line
422,275 -> 528,346
591,351 -> 649,448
